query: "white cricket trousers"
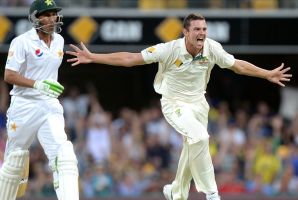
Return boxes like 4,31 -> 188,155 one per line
5,96 -> 68,166
161,96 -> 218,199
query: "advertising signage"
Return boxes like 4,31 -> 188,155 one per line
0,11 -> 297,53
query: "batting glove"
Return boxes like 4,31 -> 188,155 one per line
33,79 -> 64,98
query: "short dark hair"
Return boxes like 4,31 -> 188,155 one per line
183,13 -> 205,30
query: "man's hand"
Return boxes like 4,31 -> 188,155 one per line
34,79 -> 64,98
66,42 -> 93,66
267,63 -> 292,87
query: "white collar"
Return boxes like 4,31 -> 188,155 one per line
28,28 -> 55,41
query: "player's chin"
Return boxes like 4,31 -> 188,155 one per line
44,25 -> 55,31
195,42 -> 204,49
44,28 -> 55,34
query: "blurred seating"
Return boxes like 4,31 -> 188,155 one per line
252,0 -> 278,9
2,0 -> 298,9
138,0 -> 166,9
0,80 -> 298,198
34,86 -> 298,198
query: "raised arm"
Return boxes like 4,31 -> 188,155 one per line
230,59 -> 292,87
66,42 -> 146,67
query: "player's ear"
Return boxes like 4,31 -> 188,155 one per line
182,28 -> 188,37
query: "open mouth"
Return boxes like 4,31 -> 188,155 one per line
197,38 -> 204,42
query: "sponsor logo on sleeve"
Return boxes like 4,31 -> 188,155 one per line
147,46 -> 156,53
6,50 -> 14,64
58,50 -> 63,58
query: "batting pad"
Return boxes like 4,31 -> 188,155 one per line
52,141 -> 79,200
16,154 -> 30,198
0,150 -> 29,200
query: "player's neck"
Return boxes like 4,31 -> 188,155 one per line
37,31 -> 52,48
186,46 -> 203,58
185,40 -> 203,57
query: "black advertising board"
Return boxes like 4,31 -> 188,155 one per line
0,9 -> 297,53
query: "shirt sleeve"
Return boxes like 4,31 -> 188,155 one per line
5,37 -> 26,72
141,42 -> 169,64
210,40 -> 235,69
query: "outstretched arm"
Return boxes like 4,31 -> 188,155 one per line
230,59 -> 292,87
66,42 -> 146,67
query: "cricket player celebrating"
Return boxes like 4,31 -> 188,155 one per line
0,0 -> 79,200
66,13 -> 292,200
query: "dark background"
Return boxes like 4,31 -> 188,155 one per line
2,53 -> 296,115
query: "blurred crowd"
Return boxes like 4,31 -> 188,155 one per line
0,79 -> 298,198
1,0 -> 298,9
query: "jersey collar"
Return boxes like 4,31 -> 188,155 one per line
179,37 -> 192,61
179,37 -> 190,56
29,28 -> 40,41
179,37 -> 210,62
29,28 -> 55,41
